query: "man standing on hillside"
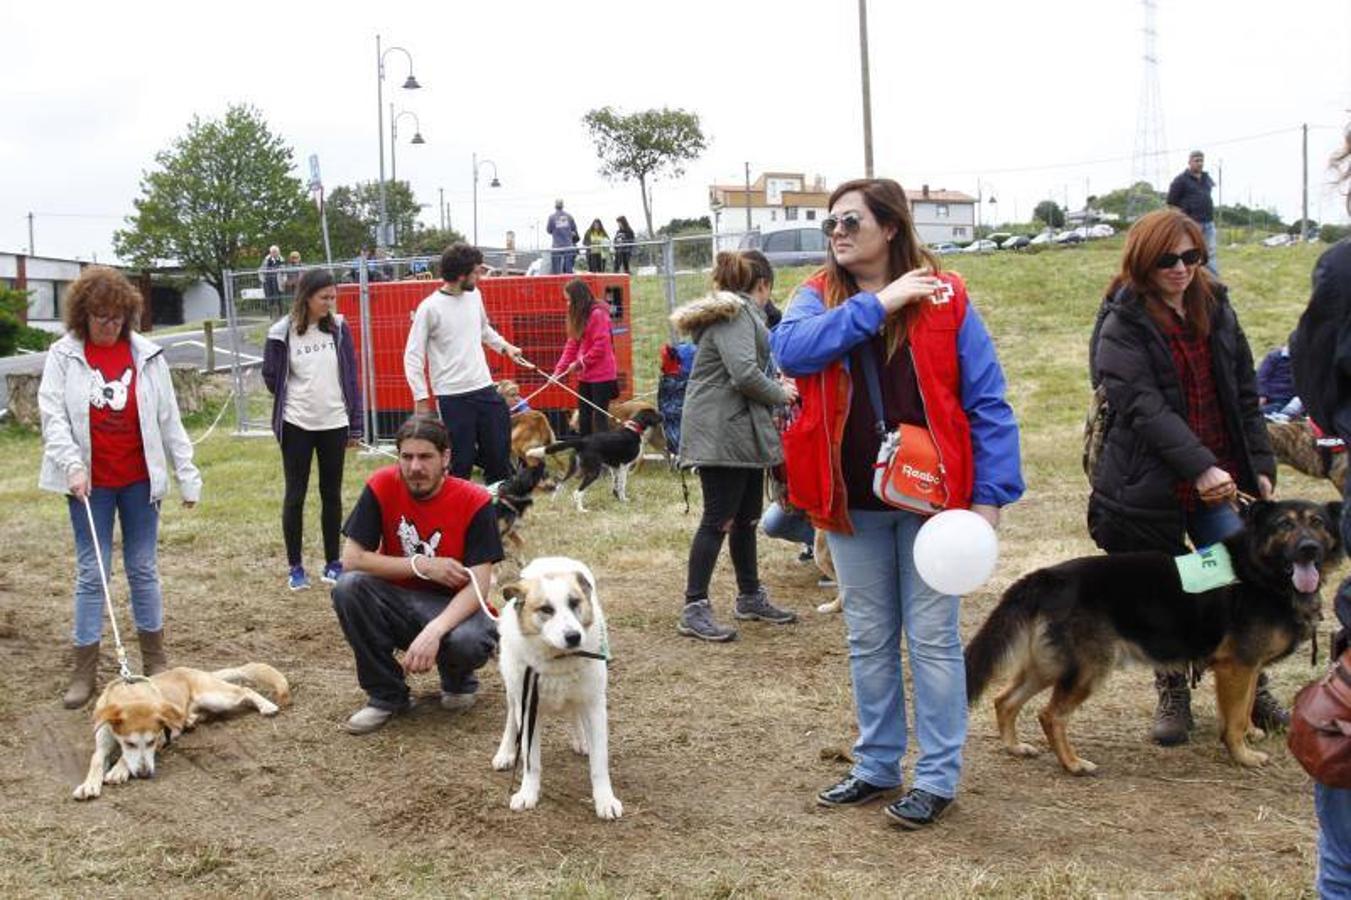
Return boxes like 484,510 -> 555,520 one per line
1167,150 -> 1219,274
547,199 -> 579,274
404,243 -> 528,485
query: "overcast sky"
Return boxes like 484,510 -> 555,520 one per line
3,0 -> 1348,263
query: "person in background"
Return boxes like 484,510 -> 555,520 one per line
1256,339 -> 1303,420
771,177 -> 1023,829
260,244 -> 285,315
583,219 -> 609,274
38,266 -> 201,707
405,243 -> 528,485
1088,207 -> 1278,746
547,199 -> 579,274
672,251 -> 798,642
551,278 -> 618,436
1290,125 -> 1351,898
1166,150 -> 1218,275
282,251 -> 303,296
613,215 -> 636,274
262,268 -> 364,592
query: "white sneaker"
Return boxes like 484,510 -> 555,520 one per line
439,692 -> 477,713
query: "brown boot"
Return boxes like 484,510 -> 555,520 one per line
1151,670 -> 1193,746
137,629 -> 168,676
63,643 -> 100,709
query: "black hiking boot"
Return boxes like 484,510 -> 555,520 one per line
1151,670 -> 1194,746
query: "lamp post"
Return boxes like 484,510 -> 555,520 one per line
389,106 -> 425,245
976,180 -> 998,236
472,153 -> 500,246
375,34 -> 421,251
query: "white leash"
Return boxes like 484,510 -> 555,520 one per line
79,495 -> 141,682
518,359 -> 621,424
190,387 -> 235,445
410,553 -> 498,621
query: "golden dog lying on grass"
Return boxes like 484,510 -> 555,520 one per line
73,663 -> 290,800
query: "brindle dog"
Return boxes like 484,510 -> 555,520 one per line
965,499 -> 1342,774
1266,419 -> 1347,493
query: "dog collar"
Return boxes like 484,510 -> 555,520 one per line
1174,544 -> 1238,593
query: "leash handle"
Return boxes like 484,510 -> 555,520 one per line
80,495 -> 134,681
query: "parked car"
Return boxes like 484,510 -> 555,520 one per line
1001,235 -> 1031,250
930,242 -> 962,255
1262,233 -> 1294,247
985,232 -> 1013,247
962,239 -> 1000,253
738,225 -> 829,266
1053,230 -> 1085,245
1088,223 -> 1116,238
1028,230 -> 1057,246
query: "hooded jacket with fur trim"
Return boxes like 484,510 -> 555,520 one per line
669,291 -> 789,468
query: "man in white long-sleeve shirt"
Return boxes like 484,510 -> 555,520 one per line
405,243 -> 528,484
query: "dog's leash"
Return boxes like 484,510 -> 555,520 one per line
79,495 -> 147,684
517,359 -> 622,425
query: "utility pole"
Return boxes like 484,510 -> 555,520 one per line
858,0 -> 874,177
1302,122 -> 1310,241
744,162 -> 752,232
27,212 -> 34,255
439,187 -> 445,231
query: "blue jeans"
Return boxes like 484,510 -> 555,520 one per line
67,479 -> 162,647
1202,220 -> 1219,276
1186,501 -> 1242,548
826,508 -> 966,797
1317,785 -> 1351,898
761,501 -> 814,547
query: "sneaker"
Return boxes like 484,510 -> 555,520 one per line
817,774 -> 891,807
342,701 -> 410,735
676,599 -> 738,642
321,561 -> 343,585
797,546 -> 815,563
734,587 -> 798,624
439,691 -> 477,714
883,788 -> 954,829
288,565 -> 312,592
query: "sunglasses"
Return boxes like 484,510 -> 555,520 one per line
91,313 -> 126,326
820,212 -> 863,236
1155,249 -> 1204,269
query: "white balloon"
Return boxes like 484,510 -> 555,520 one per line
913,509 -> 999,596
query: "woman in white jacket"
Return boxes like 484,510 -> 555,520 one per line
38,267 -> 201,707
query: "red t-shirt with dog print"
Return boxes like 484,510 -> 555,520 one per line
342,465 -> 502,592
84,339 -> 149,489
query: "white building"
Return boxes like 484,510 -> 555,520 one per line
708,171 -> 832,237
909,186 -> 978,245
0,251 -> 220,329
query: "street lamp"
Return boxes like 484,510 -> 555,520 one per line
472,153 -> 500,246
389,106 -> 425,244
976,180 -> 998,235
376,34 -> 421,250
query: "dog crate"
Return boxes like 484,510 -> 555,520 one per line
336,274 -> 633,439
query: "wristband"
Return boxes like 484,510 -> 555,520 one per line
409,553 -> 433,581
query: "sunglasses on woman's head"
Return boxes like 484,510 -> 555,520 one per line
820,212 -> 863,236
1155,248 -> 1204,269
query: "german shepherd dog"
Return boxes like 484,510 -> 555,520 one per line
965,499 -> 1342,774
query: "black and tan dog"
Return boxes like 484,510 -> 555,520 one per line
529,408 -> 663,512
965,499 -> 1342,775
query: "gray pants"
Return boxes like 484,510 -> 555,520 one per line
332,571 -> 498,710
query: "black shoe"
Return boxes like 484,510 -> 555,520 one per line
817,774 -> 890,807
797,546 -> 815,563
883,788 -> 954,829
1252,672 -> 1291,732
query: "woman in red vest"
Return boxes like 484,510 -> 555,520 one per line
771,178 -> 1024,829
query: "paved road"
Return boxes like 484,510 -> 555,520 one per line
0,321 -> 268,413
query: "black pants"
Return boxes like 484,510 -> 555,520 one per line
587,251 -> 604,273
281,422 -> 348,567
437,386 -> 513,484
613,250 -> 631,274
331,572 -> 499,709
578,379 -> 618,436
685,466 -> 764,602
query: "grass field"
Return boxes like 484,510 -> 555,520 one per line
0,239 -> 1341,898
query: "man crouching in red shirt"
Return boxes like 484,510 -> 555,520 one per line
333,415 -> 503,734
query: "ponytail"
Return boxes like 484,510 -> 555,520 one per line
712,251 -> 755,294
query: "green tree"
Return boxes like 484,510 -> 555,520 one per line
325,180 -> 423,259
404,226 -> 468,259
1097,182 -> 1164,219
1033,200 -> 1065,229
113,105 -> 311,316
582,106 -> 707,239
659,216 -> 713,269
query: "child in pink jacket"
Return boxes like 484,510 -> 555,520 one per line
553,278 -> 618,434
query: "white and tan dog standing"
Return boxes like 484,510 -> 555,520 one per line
492,556 -> 621,819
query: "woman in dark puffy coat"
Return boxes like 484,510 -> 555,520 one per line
1088,207 -> 1276,746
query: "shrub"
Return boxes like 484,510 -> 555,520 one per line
0,285 -> 33,357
